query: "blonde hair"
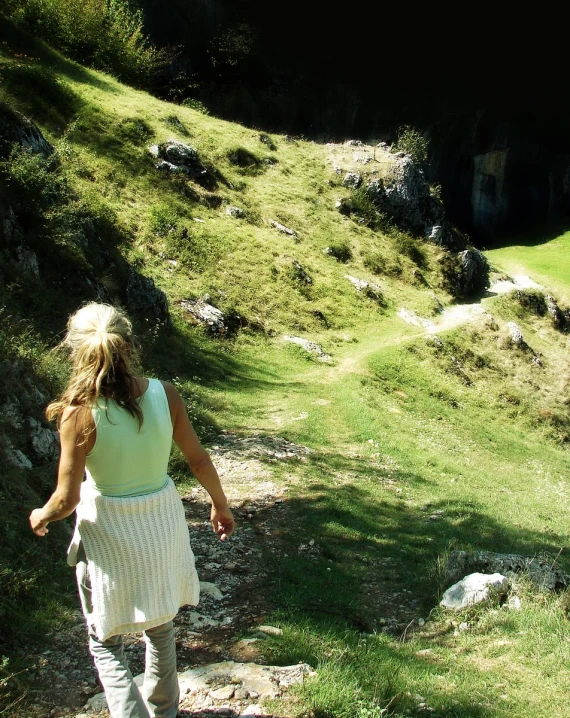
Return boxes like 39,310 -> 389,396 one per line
46,302 -> 143,429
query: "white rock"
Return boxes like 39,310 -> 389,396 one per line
269,220 -> 297,238
440,572 -> 509,610
254,625 -> 283,636
210,684 -> 235,700
342,171 -> 362,188
426,225 -> 443,243
199,581 -> 224,600
506,321 -> 524,346
508,595 -> 522,610
283,336 -> 331,362
345,274 -> 369,291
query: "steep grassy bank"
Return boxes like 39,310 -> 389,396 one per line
2,20 -> 570,718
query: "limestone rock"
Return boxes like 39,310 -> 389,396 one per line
149,139 -> 207,180
26,417 -> 59,462
226,206 -> 244,218
180,298 -> 226,333
506,321 -> 524,346
254,625 -> 283,636
440,572 -> 509,610
443,549 -> 569,592
546,294 -> 569,330
426,225 -> 443,244
0,101 -> 54,157
443,248 -> 490,299
364,157 -> 465,251
269,220 -> 297,239
345,275 -> 383,303
342,171 -> 362,189
283,336 -> 331,362
6,444 -> 33,469
199,581 -> 224,600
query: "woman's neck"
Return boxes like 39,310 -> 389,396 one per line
129,376 -> 149,399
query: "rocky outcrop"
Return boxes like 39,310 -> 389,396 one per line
365,156 -> 466,251
283,335 -> 331,362
440,572 -> 509,610
440,247 -> 490,299
180,297 -> 227,333
148,139 -> 208,181
444,550 -> 570,592
0,101 -> 54,158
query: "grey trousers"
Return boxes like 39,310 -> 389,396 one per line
77,557 -> 179,718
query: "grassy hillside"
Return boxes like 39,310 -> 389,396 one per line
2,19 -> 570,718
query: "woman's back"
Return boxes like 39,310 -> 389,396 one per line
85,378 -> 172,497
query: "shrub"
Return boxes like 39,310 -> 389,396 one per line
7,0 -> 173,89
393,231 -> 427,268
227,146 -> 263,175
327,241 -> 352,263
393,124 -> 429,166
349,187 -> 391,231
163,115 -> 190,136
363,250 -> 386,275
0,64 -> 79,125
181,98 -> 210,115
146,204 -> 186,241
117,117 -> 154,144
1,145 -> 68,220
515,289 -> 547,316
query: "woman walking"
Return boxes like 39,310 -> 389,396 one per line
29,302 -> 235,718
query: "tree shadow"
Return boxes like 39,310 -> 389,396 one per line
485,217 -> 570,251
0,17 -> 120,95
223,447 -> 570,715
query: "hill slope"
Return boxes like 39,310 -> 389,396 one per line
2,22 -> 570,718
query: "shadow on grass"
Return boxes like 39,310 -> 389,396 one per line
0,17 -> 120,95
486,217 -> 570,251
228,448 -> 570,716
203,454 -> 568,718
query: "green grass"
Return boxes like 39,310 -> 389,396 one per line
3,19 -> 570,718
485,223 -> 570,303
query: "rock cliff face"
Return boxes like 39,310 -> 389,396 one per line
426,110 -> 570,244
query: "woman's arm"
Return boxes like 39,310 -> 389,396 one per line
162,381 -> 235,541
29,406 -> 90,537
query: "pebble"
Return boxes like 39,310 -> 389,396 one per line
210,685 -> 235,700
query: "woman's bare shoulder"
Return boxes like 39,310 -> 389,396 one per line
60,404 -> 94,440
159,380 -> 183,406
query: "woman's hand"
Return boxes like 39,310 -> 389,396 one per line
29,509 -> 49,537
210,504 -> 235,541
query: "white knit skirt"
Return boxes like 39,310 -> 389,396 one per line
67,477 -> 200,641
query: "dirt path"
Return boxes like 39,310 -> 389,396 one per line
20,273 -> 540,717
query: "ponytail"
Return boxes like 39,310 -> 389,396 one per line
46,303 -> 143,432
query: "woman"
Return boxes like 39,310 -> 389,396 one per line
29,302 -> 235,718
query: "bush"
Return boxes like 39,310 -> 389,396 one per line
227,146 -> 263,175
147,204 -> 181,237
117,117 -> 154,144
393,231 -> 427,268
1,144 -> 68,220
181,98 -> 210,115
327,241 -> 352,263
393,124 -> 429,166
0,64 -> 79,125
7,0 -> 173,89
515,289 -> 547,316
349,187 -> 391,231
